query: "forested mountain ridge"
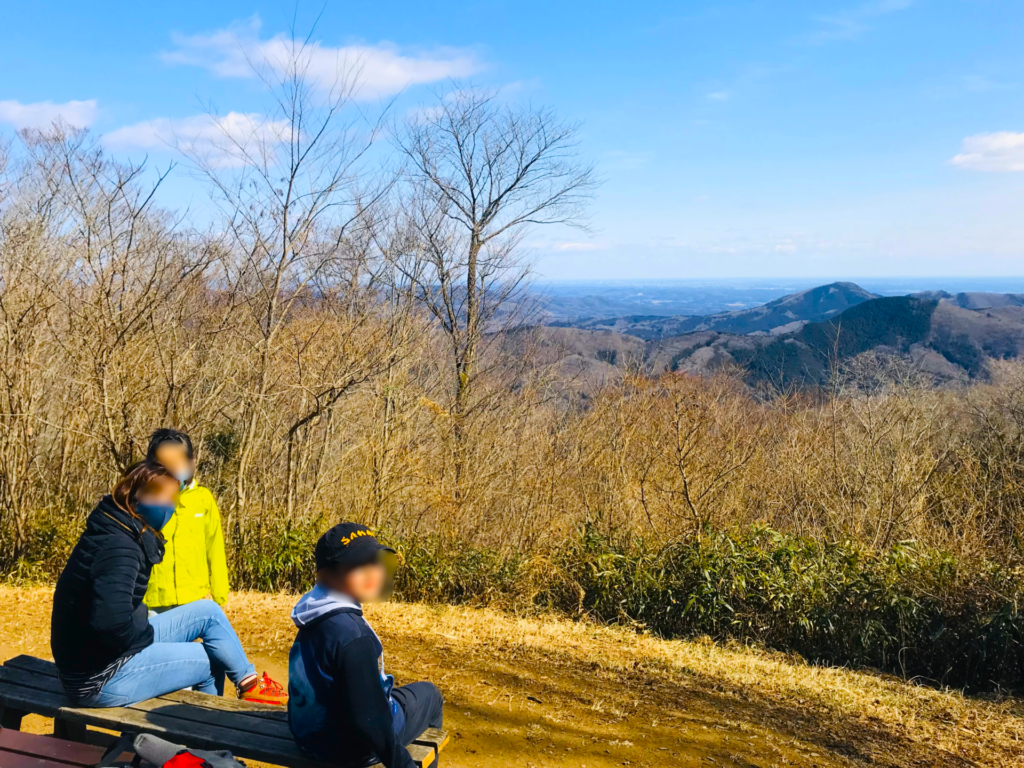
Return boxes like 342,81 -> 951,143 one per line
530,284 -> 1024,389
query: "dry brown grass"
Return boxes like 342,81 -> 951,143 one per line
4,586 -> 1024,767
356,597 -> 1024,767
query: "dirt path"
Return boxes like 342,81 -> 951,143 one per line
3,587 -> 1023,768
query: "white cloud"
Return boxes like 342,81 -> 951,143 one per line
0,99 -> 97,129
554,242 -> 603,252
103,112 -> 290,167
162,16 -> 481,99
706,91 -> 731,102
950,132 -> 1024,172
806,0 -> 913,44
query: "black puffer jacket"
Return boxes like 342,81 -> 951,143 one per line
51,495 -> 165,678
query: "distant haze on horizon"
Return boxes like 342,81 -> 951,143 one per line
529,257 -> 1024,282
534,276 -> 1024,320
537,277 -> 1024,294
2,1 -> 1022,280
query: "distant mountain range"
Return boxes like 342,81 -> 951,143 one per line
917,291 -> 1024,310
536,281 -> 825,321
550,282 -> 878,339
525,281 -> 1024,391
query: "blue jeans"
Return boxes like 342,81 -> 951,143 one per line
150,603 -> 227,695
88,600 -> 256,707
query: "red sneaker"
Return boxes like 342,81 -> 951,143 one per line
238,672 -> 288,706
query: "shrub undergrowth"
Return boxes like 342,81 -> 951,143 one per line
553,526 -> 1024,692
7,514 -> 1023,693
223,521 -> 1024,693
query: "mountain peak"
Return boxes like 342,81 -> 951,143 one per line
681,282 -> 879,336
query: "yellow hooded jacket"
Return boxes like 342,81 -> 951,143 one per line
144,481 -> 229,608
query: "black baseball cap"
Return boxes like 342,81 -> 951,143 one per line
314,523 -> 395,572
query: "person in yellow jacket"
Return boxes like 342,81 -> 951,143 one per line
141,428 -> 285,703
144,428 -> 229,609
144,428 -> 231,691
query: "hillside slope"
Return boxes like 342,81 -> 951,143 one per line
729,297 -> 939,387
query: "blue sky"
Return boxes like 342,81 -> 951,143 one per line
2,0 -> 1023,280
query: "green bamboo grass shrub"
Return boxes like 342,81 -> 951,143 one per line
380,526 -> 1024,692
12,510 -> 1023,692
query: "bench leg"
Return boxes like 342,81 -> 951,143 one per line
53,717 -> 88,742
0,704 -> 25,730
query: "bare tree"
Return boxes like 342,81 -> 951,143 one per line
182,34 -> 395,521
0,143 -> 61,559
21,127 -> 208,470
398,87 -> 596,496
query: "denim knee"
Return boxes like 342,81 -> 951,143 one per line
194,672 -> 219,695
198,598 -> 228,623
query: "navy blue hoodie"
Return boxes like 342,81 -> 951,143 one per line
288,585 -> 412,768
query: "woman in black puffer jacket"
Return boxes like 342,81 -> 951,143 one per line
51,460 -> 271,707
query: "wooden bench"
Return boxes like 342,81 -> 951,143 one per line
0,728 -> 116,768
0,656 -> 448,768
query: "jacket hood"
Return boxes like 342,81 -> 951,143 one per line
291,582 -> 362,629
94,494 -> 140,531
92,495 -> 164,566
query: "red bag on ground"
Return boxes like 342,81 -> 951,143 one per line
163,752 -> 210,768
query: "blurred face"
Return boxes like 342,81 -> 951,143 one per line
321,561 -> 388,603
136,475 -> 180,508
155,442 -> 194,484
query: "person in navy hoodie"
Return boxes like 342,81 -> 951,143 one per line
288,523 -> 443,768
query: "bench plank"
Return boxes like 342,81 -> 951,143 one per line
0,729 -> 108,767
0,680 -> 66,718
4,657 -> 58,677
413,727 -> 449,752
126,698 -> 295,740
159,688 -> 289,720
0,667 -> 65,695
0,751 -> 78,768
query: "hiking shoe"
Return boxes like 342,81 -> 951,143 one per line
238,672 -> 288,706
